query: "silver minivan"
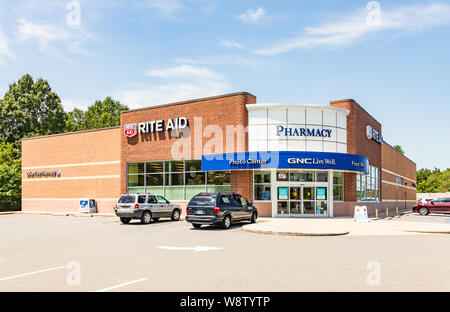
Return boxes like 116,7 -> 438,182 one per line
115,193 -> 181,224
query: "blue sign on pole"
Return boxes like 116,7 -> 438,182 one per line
201,151 -> 369,173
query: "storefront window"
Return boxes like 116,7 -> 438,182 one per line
165,160 -> 184,173
356,165 -> 380,201
333,172 -> 344,201
128,163 -> 144,174
276,170 -> 289,181
127,174 -> 144,187
146,174 -> 163,186
127,160 -> 230,200
316,171 -> 328,182
185,160 -> 202,172
254,171 -> 271,201
207,171 -> 230,185
146,161 -> 163,173
185,171 -> 205,185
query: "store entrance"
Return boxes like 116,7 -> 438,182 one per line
276,185 -> 328,217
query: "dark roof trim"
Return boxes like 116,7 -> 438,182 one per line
21,126 -> 120,141
121,92 -> 256,114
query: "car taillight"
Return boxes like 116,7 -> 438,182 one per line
213,206 -> 220,214
134,204 -> 139,210
186,207 -> 188,214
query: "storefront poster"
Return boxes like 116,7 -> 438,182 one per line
316,187 -> 326,200
278,187 -> 288,200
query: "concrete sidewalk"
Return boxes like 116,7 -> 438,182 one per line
243,216 -> 450,236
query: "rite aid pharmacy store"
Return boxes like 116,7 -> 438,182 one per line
22,92 -> 417,218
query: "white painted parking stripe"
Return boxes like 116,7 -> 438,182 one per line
0,266 -> 66,282
95,278 -> 147,292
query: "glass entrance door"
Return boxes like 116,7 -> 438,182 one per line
277,185 -> 328,217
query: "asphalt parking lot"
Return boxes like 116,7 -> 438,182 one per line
0,214 -> 449,292
393,212 -> 450,224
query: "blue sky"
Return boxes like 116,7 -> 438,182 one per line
0,0 -> 449,170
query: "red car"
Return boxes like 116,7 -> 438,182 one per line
413,198 -> 450,216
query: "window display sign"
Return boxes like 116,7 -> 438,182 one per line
262,190 -> 271,200
316,187 -> 326,200
354,205 -> 369,223
278,187 -> 288,200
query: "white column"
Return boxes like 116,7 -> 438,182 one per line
328,170 -> 334,217
271,170 -> 277,217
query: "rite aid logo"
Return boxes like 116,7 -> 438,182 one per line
366,125 -> 382,144
124,124 -> 137,138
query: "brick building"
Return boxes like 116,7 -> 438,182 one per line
22,92 -> 416,217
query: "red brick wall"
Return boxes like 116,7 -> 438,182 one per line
231,170 -> 253,201
120,92 -> 256,195
381,143 -> 416,203
330,99 -> 382,203
21,127 -> 121,212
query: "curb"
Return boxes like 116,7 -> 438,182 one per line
398,229 -> 450,234
242,227 -> 350,237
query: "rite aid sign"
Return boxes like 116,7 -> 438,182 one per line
124,117 -> 189,138
366,125 -> 382,144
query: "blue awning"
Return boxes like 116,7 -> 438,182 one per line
202,151 -> 369,173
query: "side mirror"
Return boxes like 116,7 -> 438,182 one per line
430,201 -> 435,205
248,201 -> 254,206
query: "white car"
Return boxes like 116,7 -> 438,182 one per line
114,193 -> 181,224
418,198 -> 433,204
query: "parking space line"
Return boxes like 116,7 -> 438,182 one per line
0,266 -> 66,282
95,278 -> 147,292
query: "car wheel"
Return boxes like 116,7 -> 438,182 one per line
419,207 -> 429,216
141,211 -> 152,224
222,215 -> 232,229
152,217 -> 160,222
171,209 -> 180,221
250,212 -> 257,223
120,217 -> 131,224
192,223 -> 202,229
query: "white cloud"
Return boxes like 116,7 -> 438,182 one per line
238,7 -> 266,24
0,29 -> 14,65
144,0 -> 184,19
117,64 -> 230,108
15,18 -> 93,61
255,3 -> 450,55
146,64 -> 222,80
141,0 -> 216,20
16,18 -> 71,50
220,39 -> 244,49
174,54 -> 257,66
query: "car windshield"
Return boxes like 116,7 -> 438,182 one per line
118,195 -> 135,204
189,195 -> 216,206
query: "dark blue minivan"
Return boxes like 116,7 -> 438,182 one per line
185,192 -> 258,229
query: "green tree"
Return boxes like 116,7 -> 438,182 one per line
393,145 -> 404,155
82,97 -> 128,130
65,97 -> 128,132
416,168 -> 450,193
0,143 -> 21,210
65,108 -> 86,132
0,74 -> 67,149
